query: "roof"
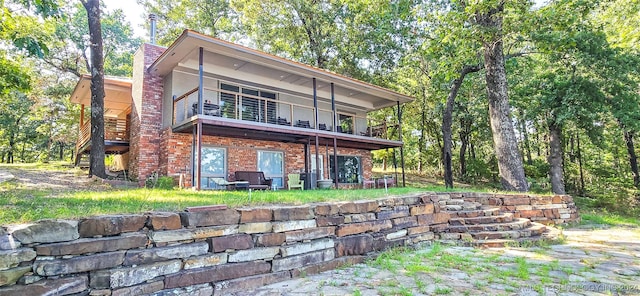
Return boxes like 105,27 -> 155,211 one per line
147,30 -> 414,109
69,75 -> 133,117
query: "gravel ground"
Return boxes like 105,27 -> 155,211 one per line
0,166 -> 110,192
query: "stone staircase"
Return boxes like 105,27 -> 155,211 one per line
437,196 -> 561,247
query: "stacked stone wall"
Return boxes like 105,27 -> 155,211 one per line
0,192 -> 578,295
458,192 -> 579,224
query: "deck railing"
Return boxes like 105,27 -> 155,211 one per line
172,87 -> 392,139
76,117 -> 130,152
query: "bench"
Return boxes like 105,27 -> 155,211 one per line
234,171 -> 273,190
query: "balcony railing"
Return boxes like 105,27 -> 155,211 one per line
76,117 -> 130,152
172,87 -> 392,139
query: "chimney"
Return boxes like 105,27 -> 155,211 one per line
149,14 -> 157,44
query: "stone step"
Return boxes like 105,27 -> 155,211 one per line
449,217 -> 530,233
468,225 -> 562,248
440,200 -> 482,211
448,207 -> 501,218
449,213 -> 514,226
470,223 -> 546,240
440,199 -> 464,206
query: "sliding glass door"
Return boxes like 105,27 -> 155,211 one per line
257,150 -> 284,188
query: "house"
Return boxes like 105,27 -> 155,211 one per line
71,30 -> 414,189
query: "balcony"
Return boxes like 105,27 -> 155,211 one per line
171,86 -> 400,150
75,117 -> 130,155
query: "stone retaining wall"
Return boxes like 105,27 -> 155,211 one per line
459,192 -> 579,224
0,192 -> 578,295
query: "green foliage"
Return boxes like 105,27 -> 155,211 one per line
44,2 -> 142,77
1,0 -> 60,57
156,176 -> 175,190
0,51 -> 30,95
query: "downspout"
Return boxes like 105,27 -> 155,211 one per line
331,83 -> 338,188
397,101 -> 406,187
313,78 -> 320,187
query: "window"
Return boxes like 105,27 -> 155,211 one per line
220,84 -> 238,118
220,83 -> 277,122
258,150 -> 284,188
195,147 -> 226,189
329,156 -> 361,184
338,114 -> 353,134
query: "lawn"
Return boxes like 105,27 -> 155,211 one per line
0,162 -> 476,225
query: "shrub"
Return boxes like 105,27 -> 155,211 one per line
156,176 -> 175,190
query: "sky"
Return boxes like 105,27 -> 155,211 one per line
105,1 -> 146,38
105,0 -> 550,41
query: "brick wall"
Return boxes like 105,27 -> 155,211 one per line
159,128 -> 373,188
0,192 -> 579,295
129,43 -> 166,185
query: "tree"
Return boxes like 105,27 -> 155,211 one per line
80,0 -> 106,178
138,0 -> 236,45
471,1 -> 528,191
0,52 -> 31,163
593,0 -> 640,189
509,0 -> 640,194
42,3 -> 141,77
0,0 -> 60,57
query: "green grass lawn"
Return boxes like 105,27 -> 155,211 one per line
0,162 -> 475,224
2,162 -> 639,227
0,185 -> 433,224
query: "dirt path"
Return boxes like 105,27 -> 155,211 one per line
241,225 -> 640,296
0,166 -> 110,192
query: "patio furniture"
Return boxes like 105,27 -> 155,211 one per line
234,171 -> 272,190
277,117 -> 291,126
208,177 -> 249,190
287,173 -> 304,190
192,102 -> 220,116
376,176 -> 396,188
362,179 -> 376,189
295,120 -> 311,129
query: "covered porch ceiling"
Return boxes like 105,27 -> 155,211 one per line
173,117 -> 403,151
69,75 -> 133,118
148,30 -> 414,112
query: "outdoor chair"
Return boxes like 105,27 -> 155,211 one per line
295,120 -> 311,129
319,123 -> 331,131
277,117 -> 291,126
287,173 -> 304,190
234,171 -> 272,190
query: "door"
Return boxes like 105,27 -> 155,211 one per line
257,150 -> 284,188
311,155 -> 324,180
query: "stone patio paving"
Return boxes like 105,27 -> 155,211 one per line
239,225 -> 640,296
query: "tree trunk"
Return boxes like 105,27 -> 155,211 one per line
576,132 -> 585,194
459,133 -> 468,178
59,141 -> 65,160
419,87 -> 428,174
519,111 -> 532,165
623,130 -> 640,189
459,106 -> 472,178
476,3 -> 528,191
442,88 -> 455,189
442,65 -> 481,188
548,121 -> 565,194
82,0 -> 107,178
